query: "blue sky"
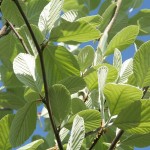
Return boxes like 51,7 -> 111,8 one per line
1,0 -> 150,149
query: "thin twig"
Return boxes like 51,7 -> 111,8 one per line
12,0 -> 63,149
108,130 -> 124,150
6,20 -> 29,54
98,0 -> 122,50
89,128 -> 106,150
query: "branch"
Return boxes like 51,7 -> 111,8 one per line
98,0 -> 122,50
89,128 -> 105,150
6,20 -> 30,54
108,129 -> 124,150
12,0 -> 63,149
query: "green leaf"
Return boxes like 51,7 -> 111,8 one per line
65,109 -> 101,132
72,98 -> 87,114
114,100 -> 150,134
0,114 -> 14,150
49,20 -> 100,44
85,90 -> 99,109
99,2 -> 116,32
63,0 -> 89,15
10,101 -> 37,147
24,89 -> 40,102
104,83 -> 143,115
49,84 -> 71,124
1,0 -> 25,26
129,9 -> 150,25
67,115 -> 85,150
0,34 -> 18,71
78,46 -> 94,72
138,17 -> 150,35
113,49 -> 122,73
118,58 -> 133,83
17,139 -> 44,150
98,0 -> 112,15
31,135 -> 49,150
77,15 -> 102,28
18,25 -> 44,56
133,40 -> 150,87
121,133 -> 150,148
88,0 -> 101,10
13,53 -> 42,93
0,92 -> 26,109
105,25 -> 139,56
0,109 -> 13,120
58,76 -> 86,94
108,12 -> 128,41
62,10 -> 80,22
26,0 -> 48,25
36,45 -> 80,86
38,0 -> 63,34
84,64 -> 118,90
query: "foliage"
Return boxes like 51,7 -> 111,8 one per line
0,0 -> 150,149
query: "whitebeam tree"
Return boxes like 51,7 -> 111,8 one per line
0,0 -> 150,150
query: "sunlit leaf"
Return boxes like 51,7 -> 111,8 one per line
84,64 -> 118,90
0,114 -> 14,150
114,100 -> 150,134
62,10 -> 79,22
113,49 -> 122,72
99,3 -> 116,32
50,20 -> 100,44
105,26 -> 139,56
133,40 -> 150,87
38,0 -> 63,34
104,83 -> 143,115
67,115 -> 85,150
78,15 -> 102,28
118,58 -> 133,83
13,53 -> 42,93
121,133 -> 150,148
10,101 -> 37,147
17,139 -> 44,150
65,109 -> 101,132
78,46 -> 95,72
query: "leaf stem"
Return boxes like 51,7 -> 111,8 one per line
98,0 -> 122,52
6,20 -> 30,54
12,0 -> 63,149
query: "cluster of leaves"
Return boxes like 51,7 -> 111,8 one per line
0,0 -> 150,150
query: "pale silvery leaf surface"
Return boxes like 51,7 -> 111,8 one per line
67,115 -> 85,150
13,53 -> 42,92
38,0 -> 63,35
